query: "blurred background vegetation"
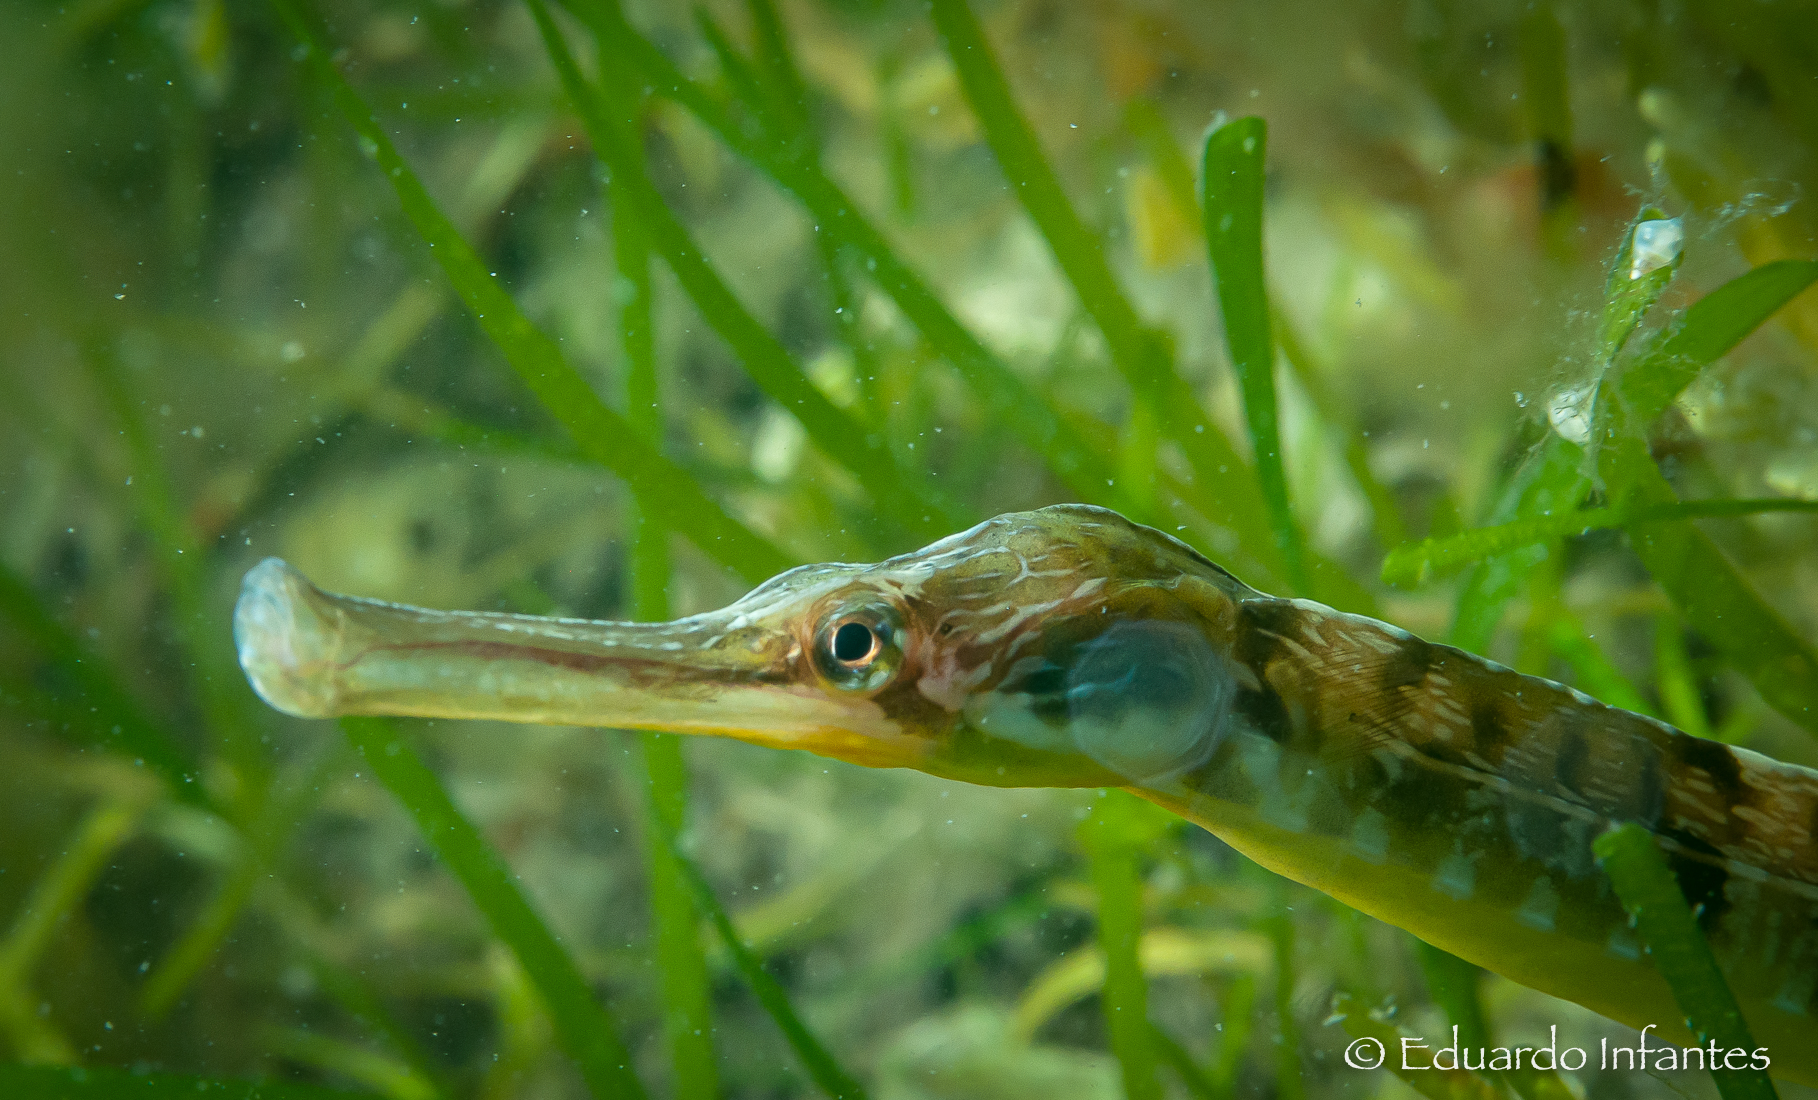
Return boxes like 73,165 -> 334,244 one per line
3,0 -> 1817,1097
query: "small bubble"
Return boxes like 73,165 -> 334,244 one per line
1629,218 -> 1684,279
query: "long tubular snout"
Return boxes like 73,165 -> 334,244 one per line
232,558 -> 836,740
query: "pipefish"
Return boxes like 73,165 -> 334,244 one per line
235,503 -> 1818,1081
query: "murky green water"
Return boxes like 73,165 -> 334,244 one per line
3,1 -> 1817,1098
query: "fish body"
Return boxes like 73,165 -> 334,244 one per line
236,504 -> 1818,1080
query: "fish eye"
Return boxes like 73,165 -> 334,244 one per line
831,621 -> 879,666
813,604 -> 903,693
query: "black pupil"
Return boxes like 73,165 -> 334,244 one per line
832,621 -> 875,664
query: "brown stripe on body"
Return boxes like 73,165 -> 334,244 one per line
1228,600 -> 1306,748
1230,595 -> 1818,895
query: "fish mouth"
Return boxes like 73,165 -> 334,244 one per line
233,558 -> 926,768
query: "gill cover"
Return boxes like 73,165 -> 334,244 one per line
1064,619 -> 1235,782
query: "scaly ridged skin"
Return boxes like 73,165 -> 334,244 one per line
236,504 -> 1818,1082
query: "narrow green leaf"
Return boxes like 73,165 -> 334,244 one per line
88,341 -> 270,796
692,8 -> 770,133
531,0 -> 962,543
0,561 -> 203,805
1209,972 -> 1257,1097
1618,259 -> 1818,428
1203,117 -> 1306,594
1588,258 -> 1818,734
1450,207 -> 1680,646
847,887 -> 1048,991
359,392 -> 590,468
572,1 -> 1366,604
604,11 -> 682,628
1654,615 -> 1714,741
1598,206 -> 1678,363
569,0 -> 1125,506
1079,793 -> 1163,1100
1123,98 -> 1199,232
1545,612 -> 1655,718
1414,942 -> 1490,1051
926,0 -> 1145,372
743,0 -> 813,144
1386,498 -> 1818,588
926,0 -> 1281,572
691,3 -> 883,433
1516,0 -> 1574,249
637,735 -> 718,1099
268,0 -> 789,587
1447,437 -> 1584,653
1514,549 -> 1562,672
0,799 -> 143,1064
610,108 -> 720,1097
307,953 -> 455,1100
1615,462 -> 1818,734
647,806 -> 870,1100
1517,0 -> 1571,165
1593,825 -> 1778,1100
0,1064 -> 387,1100
262,1026 -> 439,1100
339,716 -> 648,1100
1449,255 -> 1818,655
1267,891 -> 1304,1100
141,747 -> 348,1020
1118,394 -> 1161,520
1149,1022 -> 1217,1100
1275,311 -> 1407,552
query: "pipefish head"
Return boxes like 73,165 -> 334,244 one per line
236,505 -> 1259,789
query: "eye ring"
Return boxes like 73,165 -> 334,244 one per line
813,603 -> 903,693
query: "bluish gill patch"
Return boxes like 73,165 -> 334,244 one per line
1064,619 -> 1235,782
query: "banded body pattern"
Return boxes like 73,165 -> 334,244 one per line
1166,586 -> 1818,1056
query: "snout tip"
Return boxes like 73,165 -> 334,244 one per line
234,557 -> 343,719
